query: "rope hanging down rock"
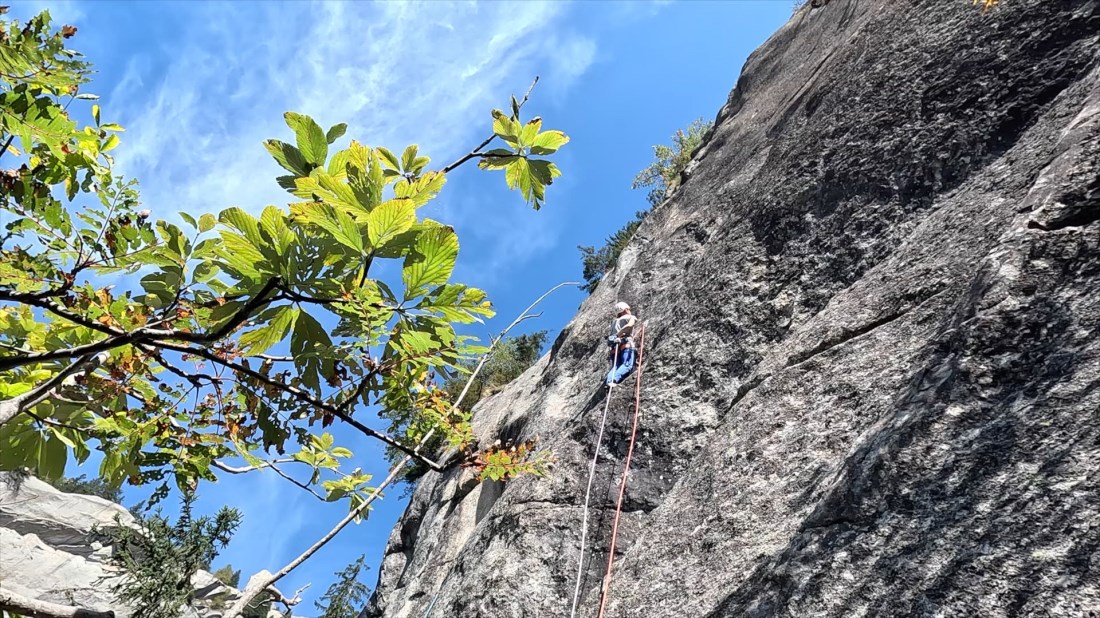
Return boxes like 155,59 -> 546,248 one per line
568,351 -> 621,618
570,322 -> 646,618
596,323 -> 646,618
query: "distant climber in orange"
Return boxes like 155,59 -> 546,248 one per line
605,301 -> 637,386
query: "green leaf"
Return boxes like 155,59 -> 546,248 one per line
529,159 -> 561,185
346,142 -> 383,211
263,139 -> 310,176
239,305 -> 299,355
402,222 -> 459,297
400,145 -> 418,172
315,170 -> 363,214
366,199 -> 416,249
376,146 -> 400,171
491,109 -> 519,146
477,149 -> 517,171
291,310 -> 333,392
198,213 -> 217,233
416,283 -> 494,323
259,205 -> 297,255
290,202 -> 364,254
284,112 -> 328,167
219,207 -> 264,246
520,117 -> 541,146
327,148 -> 352,178
529,130 -> 569,155
326,122 -> 348,144
217,231 -> 265,279
393,171 -> 445,208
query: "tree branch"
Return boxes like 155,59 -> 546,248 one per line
0,277 -> 75,303
222,281 -> 576,618
211,458 -> 298,474
0,585 -> 115,618
266,583 -> 308,609
0,352 -> 103,427
274,285 -> 344,306
441,76 -> 539,174
156,341 -> 444,470
0,278 -> 281,372
0,135 -> 14,160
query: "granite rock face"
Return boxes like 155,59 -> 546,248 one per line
365,1 -> 1100,617
0,473 -> 275,618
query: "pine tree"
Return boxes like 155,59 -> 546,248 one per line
315,555 -> 370,618
105,496 -> 241,618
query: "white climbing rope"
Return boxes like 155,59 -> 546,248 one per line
569,354 -> 620,618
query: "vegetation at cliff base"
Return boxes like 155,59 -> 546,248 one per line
104,497 -> 253,618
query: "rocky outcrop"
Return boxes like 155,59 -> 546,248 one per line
0,473 -> 272,618
366,0 -> 1100,617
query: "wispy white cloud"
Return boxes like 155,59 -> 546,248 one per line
99,0 -> 595,289
108,1 -> 588,212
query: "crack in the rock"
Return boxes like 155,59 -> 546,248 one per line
785,310 -> 907,368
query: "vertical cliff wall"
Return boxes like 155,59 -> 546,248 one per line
366,1 -> 1100,616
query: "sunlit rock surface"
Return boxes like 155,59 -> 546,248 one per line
365,1 -> 1100,616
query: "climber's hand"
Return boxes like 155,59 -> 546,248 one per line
607,336 -> 620,345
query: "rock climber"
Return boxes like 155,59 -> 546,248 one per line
604,301 -> 637,386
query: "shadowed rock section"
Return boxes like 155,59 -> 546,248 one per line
365,1 -> 1100,616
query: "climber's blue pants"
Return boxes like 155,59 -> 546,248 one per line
606,347 -> 635,385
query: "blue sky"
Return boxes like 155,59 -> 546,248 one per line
16,0 -> 792,612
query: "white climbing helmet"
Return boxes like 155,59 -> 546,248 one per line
614,301 -> 630,313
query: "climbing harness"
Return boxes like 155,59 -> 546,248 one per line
569,323 -> 646,618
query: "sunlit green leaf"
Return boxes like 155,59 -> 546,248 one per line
284,112 -> 328,167
263,139 -> 310,177
239,304 -> 299,355
326,122 -> 348,144
402,222 -> 458,297
529,130 -> 569,155
366,199 -> 416,249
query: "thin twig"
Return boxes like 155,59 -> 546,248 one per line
155,341 -> 441,469
0,278 -> 281,372
268,462 -> 327,502
441,76 -> 539,174
211,459 -> 297,474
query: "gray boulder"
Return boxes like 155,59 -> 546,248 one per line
0,472 -> 279,618
0,473 -> 135,558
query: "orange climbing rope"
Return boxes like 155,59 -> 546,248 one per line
595,322 -> 646,618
